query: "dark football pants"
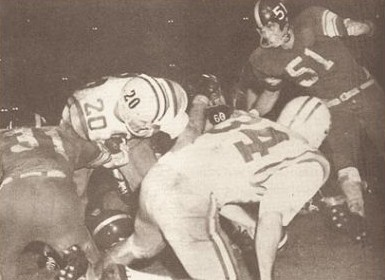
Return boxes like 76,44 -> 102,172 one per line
326,82 -> 385,172
0,176 -> 99,280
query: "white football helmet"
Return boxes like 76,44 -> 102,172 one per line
277,96 -> 331,148
115,74 -> 189,139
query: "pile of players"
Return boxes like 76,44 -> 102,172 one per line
1,1 -> 383,280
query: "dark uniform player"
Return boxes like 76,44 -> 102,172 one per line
237,0 -> 384,231
0,125 -> 117,280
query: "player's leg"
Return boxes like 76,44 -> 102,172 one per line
0,220 -> 31,279
326,108 -> 365,216
141,165 -> 251,280
256,157 -> 328,280
0,235 -> 29,279
104,204 -> 166,266
36,178 -> 101,278
359,84 -> 385,162
103,164 -> 169,267
0,179 -> 44,279
220,204 -> 256,238
73,168 -> 94,211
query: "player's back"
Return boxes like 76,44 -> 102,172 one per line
161,113 -> 318,188
61,75 -> 129,141
0,125 -> 98,179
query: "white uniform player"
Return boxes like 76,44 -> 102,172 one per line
61,73 -> 189,141
104,96 -> 331,280
60,73 -> 195,194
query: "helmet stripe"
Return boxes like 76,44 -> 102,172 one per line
73,98 -> 90,140
254,0 -> 263,29
92,213 -> 130,236
165,79 -> 179,117
288,96 -> 313,128
153,78 -> 170,121
137,75 -> 161,122
207,194 -> 238,279
304,101 -> 322,122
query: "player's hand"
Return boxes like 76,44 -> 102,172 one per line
344,18 -> 375,37
103,138 -> 130,169
230,84 -> 247,110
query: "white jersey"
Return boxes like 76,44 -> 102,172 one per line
160,113 -> 327,203
61,76 -> 130,141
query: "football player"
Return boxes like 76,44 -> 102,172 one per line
236,0 -> 385,230
61,73 -> 210,203
0,124 -> 127,280
99,96 -> 331,280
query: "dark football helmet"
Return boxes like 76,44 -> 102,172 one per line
185,73 -> 225,107
254,0 -> 290,48
85,209 -> 134,252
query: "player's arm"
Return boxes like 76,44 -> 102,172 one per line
170,95 -> 209,152
60,95 -> 89,140
236,61 -> 282,116
314,7 -> 375,37
61,124 -> 126,169
344,18 -> 375,37
233,62 -> 259,111
252,89 -> 281,117
246,75 -> 282,117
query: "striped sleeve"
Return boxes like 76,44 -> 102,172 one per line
320,9 -> 348,37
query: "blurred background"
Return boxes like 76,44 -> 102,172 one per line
1,0 -> 384,126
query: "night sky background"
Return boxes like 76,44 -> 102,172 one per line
1,0 -> 384,126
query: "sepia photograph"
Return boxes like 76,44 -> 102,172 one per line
0,0 -> 384,279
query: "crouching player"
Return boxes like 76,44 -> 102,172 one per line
99,96 -> 331,280
0,124 -> 128,280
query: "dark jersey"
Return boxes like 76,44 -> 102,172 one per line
245,7 -> 369,99
0,125 -> 101,180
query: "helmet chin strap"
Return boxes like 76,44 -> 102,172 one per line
125,120 -> 156,138
281,27 -> 294,49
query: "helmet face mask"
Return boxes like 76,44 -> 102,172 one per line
124,118 -> 160,138
209,91 -> 226,107
257,21 -> 290,48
